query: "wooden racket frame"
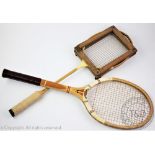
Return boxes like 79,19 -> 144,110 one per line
75,25 -> 137,79
11,77 -> 154,129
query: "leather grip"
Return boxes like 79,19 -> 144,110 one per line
2,69 -> 41,86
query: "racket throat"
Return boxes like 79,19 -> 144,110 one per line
69,87 -> 85,100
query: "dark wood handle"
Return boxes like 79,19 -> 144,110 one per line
2,69 -> 41,86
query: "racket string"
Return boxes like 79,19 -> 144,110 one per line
86,81 -> 150,126
84,34 -> 128,68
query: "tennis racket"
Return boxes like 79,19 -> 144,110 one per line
3,70 -> 153,129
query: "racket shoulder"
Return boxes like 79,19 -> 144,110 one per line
69,87 -> 85,100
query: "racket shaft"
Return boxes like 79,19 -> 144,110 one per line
2,60 -> 87,86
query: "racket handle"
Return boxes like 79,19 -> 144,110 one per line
9,90 -> 46,117
2,69 -> 41,86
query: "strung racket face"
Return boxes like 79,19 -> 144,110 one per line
83,78 -> 153,129
84,34 -> 127,68
75,26 -> 137,79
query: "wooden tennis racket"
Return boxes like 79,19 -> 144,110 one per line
2,70 -> 153,129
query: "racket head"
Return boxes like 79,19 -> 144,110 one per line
81,78 -> 153,129
75,26 -> 137,79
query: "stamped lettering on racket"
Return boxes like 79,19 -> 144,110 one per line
121,97 -> 150,126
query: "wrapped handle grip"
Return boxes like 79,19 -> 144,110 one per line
9,91 -> 45,117
2,69 -> 41,86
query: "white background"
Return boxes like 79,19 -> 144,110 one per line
0,1 -> 155,155
0,23 -> 155,130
